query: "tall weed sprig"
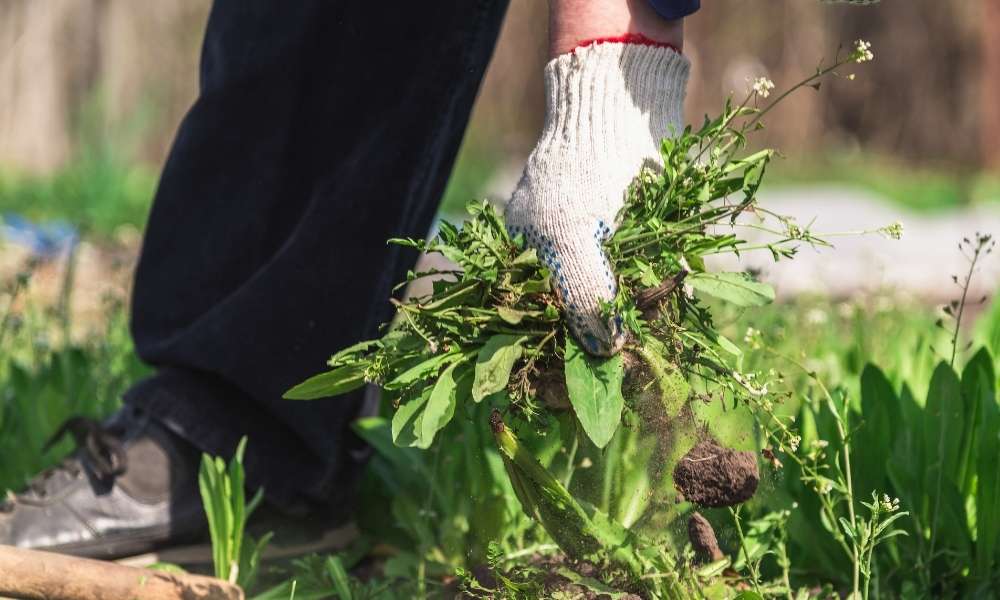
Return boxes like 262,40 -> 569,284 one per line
199,437 -> 272,589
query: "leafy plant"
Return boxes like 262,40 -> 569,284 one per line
286,42 -> 881,595
199,436 -> 272,589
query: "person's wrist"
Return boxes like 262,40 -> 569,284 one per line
549,0 -> 683,57
534,43 -> 690,167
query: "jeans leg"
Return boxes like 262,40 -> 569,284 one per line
126,0 -> 509,509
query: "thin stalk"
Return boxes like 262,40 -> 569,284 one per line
765,348 -> 861,592
561,427 -> 579,490
824,388 -> 860,596
730,505 -> 762,593
745,59 -> 847,132
948,247 -> 977,367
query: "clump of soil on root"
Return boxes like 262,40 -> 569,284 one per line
687,512 -> 724,562
673,440 -> 759,507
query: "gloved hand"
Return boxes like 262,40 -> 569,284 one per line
505,41 -> 690,356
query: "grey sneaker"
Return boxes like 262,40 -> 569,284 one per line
0,407 -> 205,559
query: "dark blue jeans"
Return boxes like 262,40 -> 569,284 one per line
125,0 -> 509,511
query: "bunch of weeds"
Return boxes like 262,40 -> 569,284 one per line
736,234 -> 999,598
287,41 -> 882,596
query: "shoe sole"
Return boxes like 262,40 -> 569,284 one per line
116,520 -> 359,570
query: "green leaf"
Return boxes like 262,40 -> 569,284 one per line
385,352 -> 457,391
564,335 -> 625,449
887,384 -> 924,522
958,349 -> 991,495
327,340 -> 377,367
416,362 -> 467,449
325,556 -> 354,600
391,387 -> 432,447
283,364 -> 366,400
688,272 -> 775,307
472,335 -> 525,402
715,332 -> 742,357
923,362 -> 964,486
497,306 -> 539,325
969,349 -> 1000,576
852,364 -> 899,502
512,248 -> 539,265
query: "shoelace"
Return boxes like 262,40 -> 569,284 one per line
0,417 -> 128,512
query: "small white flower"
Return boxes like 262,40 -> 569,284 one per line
879,221 -> 904,240
789,435 -> 801,452
846,73 -> 856,81
806,308 -> 829,325
853,39 -> 874,63
880,494 -> 901,512
752,76 -> 775,98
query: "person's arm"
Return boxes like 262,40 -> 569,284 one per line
505,1 -> 694,356
549,0 -> 685,57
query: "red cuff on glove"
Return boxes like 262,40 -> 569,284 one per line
573,33 -> 681,54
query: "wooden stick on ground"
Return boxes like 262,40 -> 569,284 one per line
0,545 -> 243,600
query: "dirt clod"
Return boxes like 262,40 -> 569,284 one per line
687,512 -> 724,562
673,440 -> 759,507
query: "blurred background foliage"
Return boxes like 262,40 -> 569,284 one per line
0,0 -> 998,228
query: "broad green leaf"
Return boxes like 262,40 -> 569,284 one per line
925,471 -> 973,560
496,306 -> 540,325
472,335 -> 525,402
511,248 -> 539,265
327,340 -> 377,367
283,364 -> 367,400
416,362 -> 467,449
688,272 -> 775,307
969,349 -> 1000,576
715,332 -> 742,357
391,387 -> 432,447
564,335 -> 625,449
958,349 -> 991,495
520,277 -> 551,294
385,352 -> 458,391
852,364 -> 899,502
923,362 -> 964,486
887,384 -> 924,535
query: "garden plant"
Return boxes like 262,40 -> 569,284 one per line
275,39 -> 965,599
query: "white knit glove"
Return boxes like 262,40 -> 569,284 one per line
505,42 -> 690,356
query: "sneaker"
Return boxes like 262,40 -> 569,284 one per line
0,407 -> 205,559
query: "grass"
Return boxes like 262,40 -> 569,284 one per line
4,235 -> 997,598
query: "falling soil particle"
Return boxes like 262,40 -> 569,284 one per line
687,512 -> 724,562
673,440 -> 759,507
